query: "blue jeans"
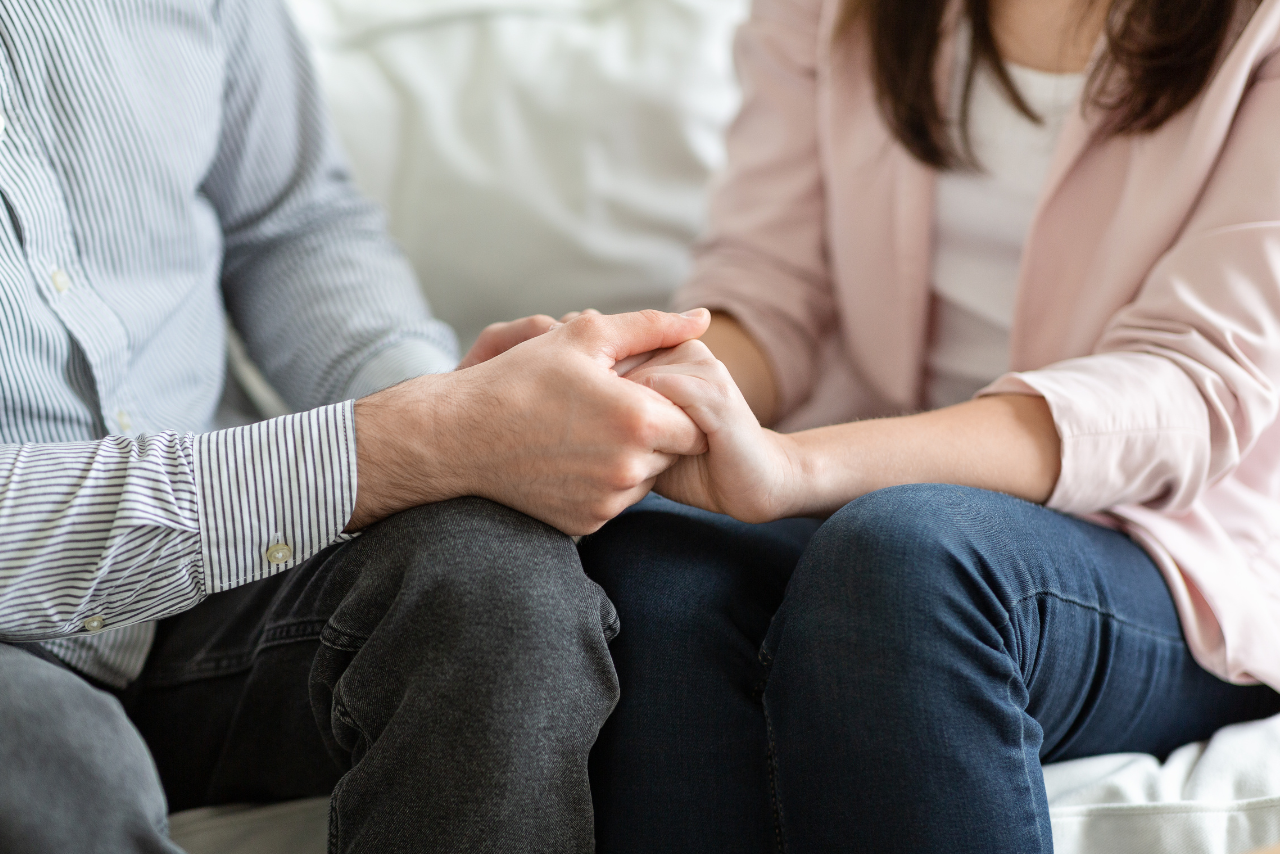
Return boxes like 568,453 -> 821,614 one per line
580,485 -> 1280,854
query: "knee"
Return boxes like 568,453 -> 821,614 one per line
368,497 -> 615,649
779,485 -> 1015,649
0,647 -> 168,850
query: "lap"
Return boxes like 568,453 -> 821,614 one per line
590,486 -> 1280,759
4,497 -> 613,852
130,495 -> 608,811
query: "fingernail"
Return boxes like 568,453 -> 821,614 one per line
549,321 -> 563,329
681,308 -> 708,318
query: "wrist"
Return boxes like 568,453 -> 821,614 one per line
768,430 -> 819,519
782,424 -> 872,519
348,373 -> 471,531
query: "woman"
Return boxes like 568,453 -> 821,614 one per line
580,0 -> 1280,850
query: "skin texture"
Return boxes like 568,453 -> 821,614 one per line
348,309 -> 711,535
992,0 -> 1110,73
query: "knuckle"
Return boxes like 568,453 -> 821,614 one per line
613,399 -> 649,436
685,339 -> 714,360
568,312 -> 606,340
608,458 -> 649,491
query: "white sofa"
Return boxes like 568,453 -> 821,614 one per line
188,0 -> 1280,850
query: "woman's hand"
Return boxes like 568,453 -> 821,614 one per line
457,309 -> 602,370
625,339 -> 803,523
630,334 -> 1063,522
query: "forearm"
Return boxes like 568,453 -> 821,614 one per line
699,312 -> 780,425
782,394 -> 1062,517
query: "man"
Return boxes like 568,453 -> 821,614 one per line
0,1 -> 710,851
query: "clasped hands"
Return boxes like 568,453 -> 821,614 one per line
348,308 -> 798,534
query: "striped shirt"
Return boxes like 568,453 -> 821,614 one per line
0,0 -> 458,687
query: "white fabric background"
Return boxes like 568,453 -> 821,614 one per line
284,0 -> 748,348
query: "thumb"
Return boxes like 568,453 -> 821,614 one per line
567,308 -> 711,365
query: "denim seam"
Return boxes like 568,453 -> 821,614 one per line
762,703 -> 788,854
142,652 -> 257,686
1004,590 -> 1186,645
760,650 -> 788,854
1007,658 -> 1051,854
140,620 -> 331,686
260,619 -> 329,647
328,780 -> 343,853
320,624 -> 369,653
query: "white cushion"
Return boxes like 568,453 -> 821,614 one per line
1044,713 -> 1280,854
284,0 -> 748,347
169,797 -> 328,854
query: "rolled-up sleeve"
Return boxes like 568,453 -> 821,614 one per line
984,67 -> 1280,515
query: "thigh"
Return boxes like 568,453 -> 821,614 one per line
132,494 -> 620,854
762,484 -> 1280,853
0,644 -> 181,854
1008,512 -> 1280,762
778,484 -> 1279,760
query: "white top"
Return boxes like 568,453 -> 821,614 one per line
925,60 -> 1086,410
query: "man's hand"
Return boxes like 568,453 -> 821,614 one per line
349,309 -> 712,535
456,309 -> 603,370
456,315 -> 558,370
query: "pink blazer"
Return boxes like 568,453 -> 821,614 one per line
674,0 -> 1280,688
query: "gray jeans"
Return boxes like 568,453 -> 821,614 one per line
0,498 -> 620,853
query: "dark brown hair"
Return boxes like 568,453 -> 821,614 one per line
839,0 -> 1260,169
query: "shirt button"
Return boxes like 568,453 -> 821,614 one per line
116,410 -> 132,432
265,543 -> 293,565
51,269 -> 72,293
84,615 -> 105,632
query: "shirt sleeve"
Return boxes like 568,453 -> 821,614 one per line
981,59 -> 1280,516
207,0 -> 458,411
0,403 -> 356,641
672,0 -> 837,418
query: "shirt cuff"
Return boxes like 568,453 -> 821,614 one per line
343,338 -> 457,400
979,352 -> 1210,515
193,401 -> 358,593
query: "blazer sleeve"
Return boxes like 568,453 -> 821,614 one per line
986,55 -> 1280,515
671,0 -> 838,418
